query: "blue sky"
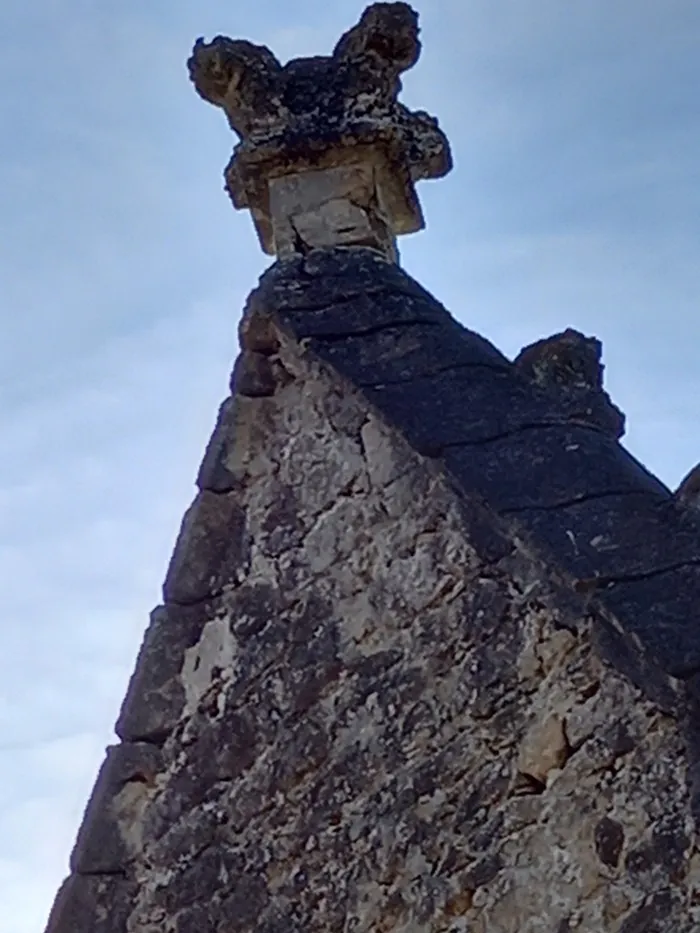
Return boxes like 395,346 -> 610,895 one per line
1,1 -> 699,929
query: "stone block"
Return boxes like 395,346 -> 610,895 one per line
508,491 -> 700,582
70,742 -> 162,874
305,319 -> 508,388
163,489 -> 250,604
278,289 -> 448,340
602,564 -> 700,677
44,874 -> 136,933
269,163 -> 395,258
117,603 -> 216,743
445,424 -> 668,509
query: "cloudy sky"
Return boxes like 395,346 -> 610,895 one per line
1,0 -> 699,929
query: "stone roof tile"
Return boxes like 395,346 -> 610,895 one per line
257,246 -> 700,684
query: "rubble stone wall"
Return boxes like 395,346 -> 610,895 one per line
47,321 -> 698,932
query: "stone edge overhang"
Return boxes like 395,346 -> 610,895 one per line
243,245 -> 700,812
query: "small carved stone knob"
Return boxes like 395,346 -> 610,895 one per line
515,328 -> 626,439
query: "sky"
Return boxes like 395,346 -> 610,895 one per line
1,1 -> 699,930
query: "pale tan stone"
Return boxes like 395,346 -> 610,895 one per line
517,713 -> 569,785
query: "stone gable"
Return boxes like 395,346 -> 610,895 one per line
44,5 -> 700,930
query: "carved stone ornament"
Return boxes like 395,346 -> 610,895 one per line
187,2 -> 452,261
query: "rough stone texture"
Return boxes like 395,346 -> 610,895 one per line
515,328 -> 626,440
249,247 -> 700,682
46,256 -> 700,930
41,1 -> 700,927
70,742 -> 163,874
187,3 -> 451,258
45,875 -> 137,933
676,462 -> 700,512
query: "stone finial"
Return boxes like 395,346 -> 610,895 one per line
187,3 -> 452,261
514,328 -> 626,439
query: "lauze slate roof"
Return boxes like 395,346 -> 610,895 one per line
246,244 -> 700,805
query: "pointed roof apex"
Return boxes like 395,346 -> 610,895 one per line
188,3 -> 452,261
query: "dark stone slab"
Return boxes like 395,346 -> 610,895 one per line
197,397 -> 241,493
681,696 -> 700,825
514,328 -> 626,440
449,489 -> 515,566
445,426 -> 668,511
230,350 -> 277,397
117,602 -> 218,743
278,289 -> 449,340
624,813 -> 690,885
156,845 -> 245,915
360,367 -> 560,455
619,889 -> 678,933
591,615 -> 684,715
255,247 -> 434,312
44,874 -> 136,933
163,489 -> 250,604
601,566 -> 700,677
594,816 -> 624,868
217,868 -> 272,933
505,493 -> 700,582
302,320 -> 507,389
70,742 -> 163,874
174,902 -> 228,933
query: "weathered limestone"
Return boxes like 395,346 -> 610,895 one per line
46,287 -> 700,929
187,2 -> 451,260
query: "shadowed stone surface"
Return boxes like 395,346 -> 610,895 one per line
252,248 -> 700,689
116,602 -> 219,743
45,876 -> 136,933
515,328 -> 626,439
46,257 -> 700,930
163,489 -> 250,604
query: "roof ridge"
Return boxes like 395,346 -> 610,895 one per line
250,246 -> 700,684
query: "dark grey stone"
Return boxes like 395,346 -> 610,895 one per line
363,367 -> 561,455
163,489 -> 250,604
449,491 -> 514,565
601,566 -> 700,677
515,328 -> 626,439
594,816 -> 625,868
505,492 -> 700,582
591,615 -> 684,715
155,845 -> 245,914
230,350 -> 277,397
45,875 -> 136,933
197,397 -> 242,493
624,814 -> 689,885
116,603 -> 215,743
70,743 -> 163,874
681,697 -> 700,825
303,319 -> 507,388
619,889 -> 677,933
444,426 -> 668,511
278,289 -> 449,339
217,869 -> 271,933
255,247 -> 437,312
